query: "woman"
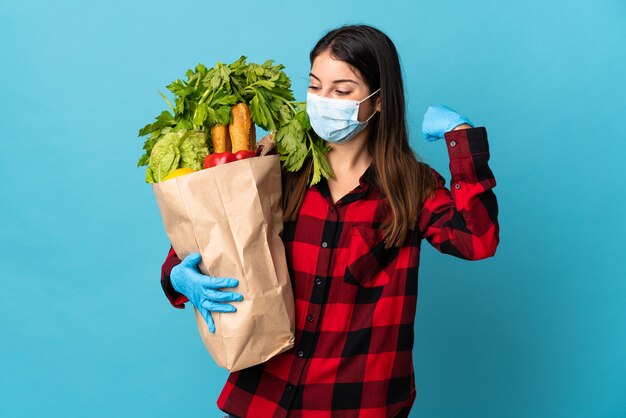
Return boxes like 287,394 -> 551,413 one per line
161,24 -> 499,418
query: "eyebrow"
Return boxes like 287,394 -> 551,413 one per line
309,72 -> 359,85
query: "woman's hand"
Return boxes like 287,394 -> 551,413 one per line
421,105 -> 474,142
170,252 -> 243,333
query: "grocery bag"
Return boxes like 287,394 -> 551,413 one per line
152,155 -> 295,371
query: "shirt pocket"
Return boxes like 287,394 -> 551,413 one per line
344,225 -> 399,288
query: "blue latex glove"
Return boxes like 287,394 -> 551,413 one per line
170,252 -> 243,333
421,105 -> 474,142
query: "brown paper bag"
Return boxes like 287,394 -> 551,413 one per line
152,155 -> 295,371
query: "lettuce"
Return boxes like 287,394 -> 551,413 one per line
146,130 -> 209,183
145,130 -> 210,183
180,131 -> 209,171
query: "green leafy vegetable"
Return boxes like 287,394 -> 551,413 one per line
180,131 -> 209,171
275,105 -> 333,185
146,131 -> 186,183
138,56 -> 332,185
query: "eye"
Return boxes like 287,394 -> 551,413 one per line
335,90 -> 350,96
308,85 -> 320,90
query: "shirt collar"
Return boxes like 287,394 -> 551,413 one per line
359,164 -> 376,189
314,164 -> 376,206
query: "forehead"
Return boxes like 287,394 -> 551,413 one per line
310,50 -> 364,83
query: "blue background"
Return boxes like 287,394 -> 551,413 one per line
1,0 -> 625,417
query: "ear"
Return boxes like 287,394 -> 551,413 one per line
375,96 -> 381,112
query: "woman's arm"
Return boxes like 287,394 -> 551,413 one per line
418,126 -> 499,260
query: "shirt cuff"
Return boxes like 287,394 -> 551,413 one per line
161,247 -> 188,309
443,126 -> 492,185
443,126 -> 489,158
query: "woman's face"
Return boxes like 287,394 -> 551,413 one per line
308,49 -> 380,122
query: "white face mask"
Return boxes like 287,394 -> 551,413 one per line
306,88 -> 380,144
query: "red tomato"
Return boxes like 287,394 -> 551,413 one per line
234,150 -> 256,161
204,152 -> 236,168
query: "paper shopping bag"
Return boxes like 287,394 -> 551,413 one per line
152,155 -> 295,371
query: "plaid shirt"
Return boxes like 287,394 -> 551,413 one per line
160,127 -> 499,417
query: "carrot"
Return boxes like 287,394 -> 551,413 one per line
249,121 -> 256,152
230,103 -> 252,153
211,124 -> 231,153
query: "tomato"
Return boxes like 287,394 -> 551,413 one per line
234,150 -> 256,161
204,152 -> 236,168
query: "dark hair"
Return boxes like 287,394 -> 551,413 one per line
282,24 -> 437,248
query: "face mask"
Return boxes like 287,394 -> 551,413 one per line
306,88 -> 380,144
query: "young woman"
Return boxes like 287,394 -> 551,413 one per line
160,24 -> 499,418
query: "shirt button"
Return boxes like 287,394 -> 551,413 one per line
298,350 -> 304,357
454,183 -> 461,190
315,277 -> 322,285
306,314 -> 314,322
321,241 -> 328,248
286,384 -> 293,392
329,206 -> 336,213
450,140 -> 457,147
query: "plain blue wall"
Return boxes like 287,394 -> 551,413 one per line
1,0 -> 625,417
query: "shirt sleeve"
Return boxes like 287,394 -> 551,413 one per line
160,246 -> 188,309
418,126 -> 499,260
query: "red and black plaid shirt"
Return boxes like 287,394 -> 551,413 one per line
160,127 -> 499,418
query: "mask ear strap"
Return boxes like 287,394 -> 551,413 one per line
361,88 -> 381,122
364,109 -> 378,123
360,88 -> 381,103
